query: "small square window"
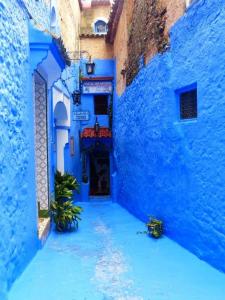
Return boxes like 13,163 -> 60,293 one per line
94,20 -> 108,33
180,88 -> 197,119
94,95 -> 108,115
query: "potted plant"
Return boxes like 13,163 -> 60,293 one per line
147,217 -> 163,238
50,171 -> 83,232
137,216 -> 163,238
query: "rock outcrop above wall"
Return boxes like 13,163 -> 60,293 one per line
114,0 -> 225,272
126,0 -> 168,86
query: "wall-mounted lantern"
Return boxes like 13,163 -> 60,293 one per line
72,90 -> 81,106
86,57 -> 95,75
94,117 -> 100,135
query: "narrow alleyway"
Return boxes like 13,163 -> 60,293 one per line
9,202 -> 225,300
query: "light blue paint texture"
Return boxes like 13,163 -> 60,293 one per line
0,0 -> 79,296
8,202 -> 225,300
0,0 -> 39,297
23,0 -> 60,35
114,0 -> 225,272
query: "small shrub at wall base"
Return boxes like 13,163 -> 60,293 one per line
138,217 -> 163,238
50,171 -> 83,232
51,200 -> 82,232
147,217 -> 163,238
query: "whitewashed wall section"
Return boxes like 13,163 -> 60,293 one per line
53,85 -> 71,174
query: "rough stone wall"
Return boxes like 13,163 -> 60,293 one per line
161,0 -> 186,35
145,0 -> 185,64
113,0 -> 185,93
0,0 -> 81,297
126,0 -> 169,86
80,36 -> 113,59
113,0 -> 134,95
80,4 -> 113,61
23,0 -> 52,31
23,0 -> 81,52
80,5 -> 111,34
114,0 -> 225,272
58,0 -> 81,52
0,1 -> 38,297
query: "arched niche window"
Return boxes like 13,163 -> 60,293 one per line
94,20 -> 108,33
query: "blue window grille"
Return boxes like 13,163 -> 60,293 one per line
180,88 -> 197,119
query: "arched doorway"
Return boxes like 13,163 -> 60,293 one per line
54,100 -> 69,174
90,151 -> 110,196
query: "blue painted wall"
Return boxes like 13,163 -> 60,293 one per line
59,63 -> 80,179
72,59 -> 115,200
0,1 -> 39,298
79,59 -> 115,128
0,0 -> 77,297
82,59 -> 115,78
79,58 -> 114,130
114,0 -> 225,272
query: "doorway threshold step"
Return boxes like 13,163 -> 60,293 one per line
89,196 -> 112,202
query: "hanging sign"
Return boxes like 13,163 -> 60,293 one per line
73,111 -> 90,121
82,81 -> 113,94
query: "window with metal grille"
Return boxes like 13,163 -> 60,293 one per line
180,89 -> 197,119
94,95 -> 108,115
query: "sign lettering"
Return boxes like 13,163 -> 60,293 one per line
73,111 -> 90,121
82,81 -> 112,94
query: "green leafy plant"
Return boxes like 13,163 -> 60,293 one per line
50,171 -> 83,232
147,217 -> 163,238
55,170 -> 80,198
51,200 -> 82,232
138,216 -> 163,238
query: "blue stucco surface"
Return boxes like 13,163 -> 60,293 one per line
8,202 -> 225,300
114,0 -> 225,272
0,0 -> 74,297
0,1 -> 39,298
81,59 -> 115,78
2,0 -> 225,298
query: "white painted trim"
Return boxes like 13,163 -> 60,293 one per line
185,0 -> 192,8
56,129 -> 69,174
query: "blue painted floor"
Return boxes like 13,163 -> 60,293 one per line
9,202 -> 225,300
